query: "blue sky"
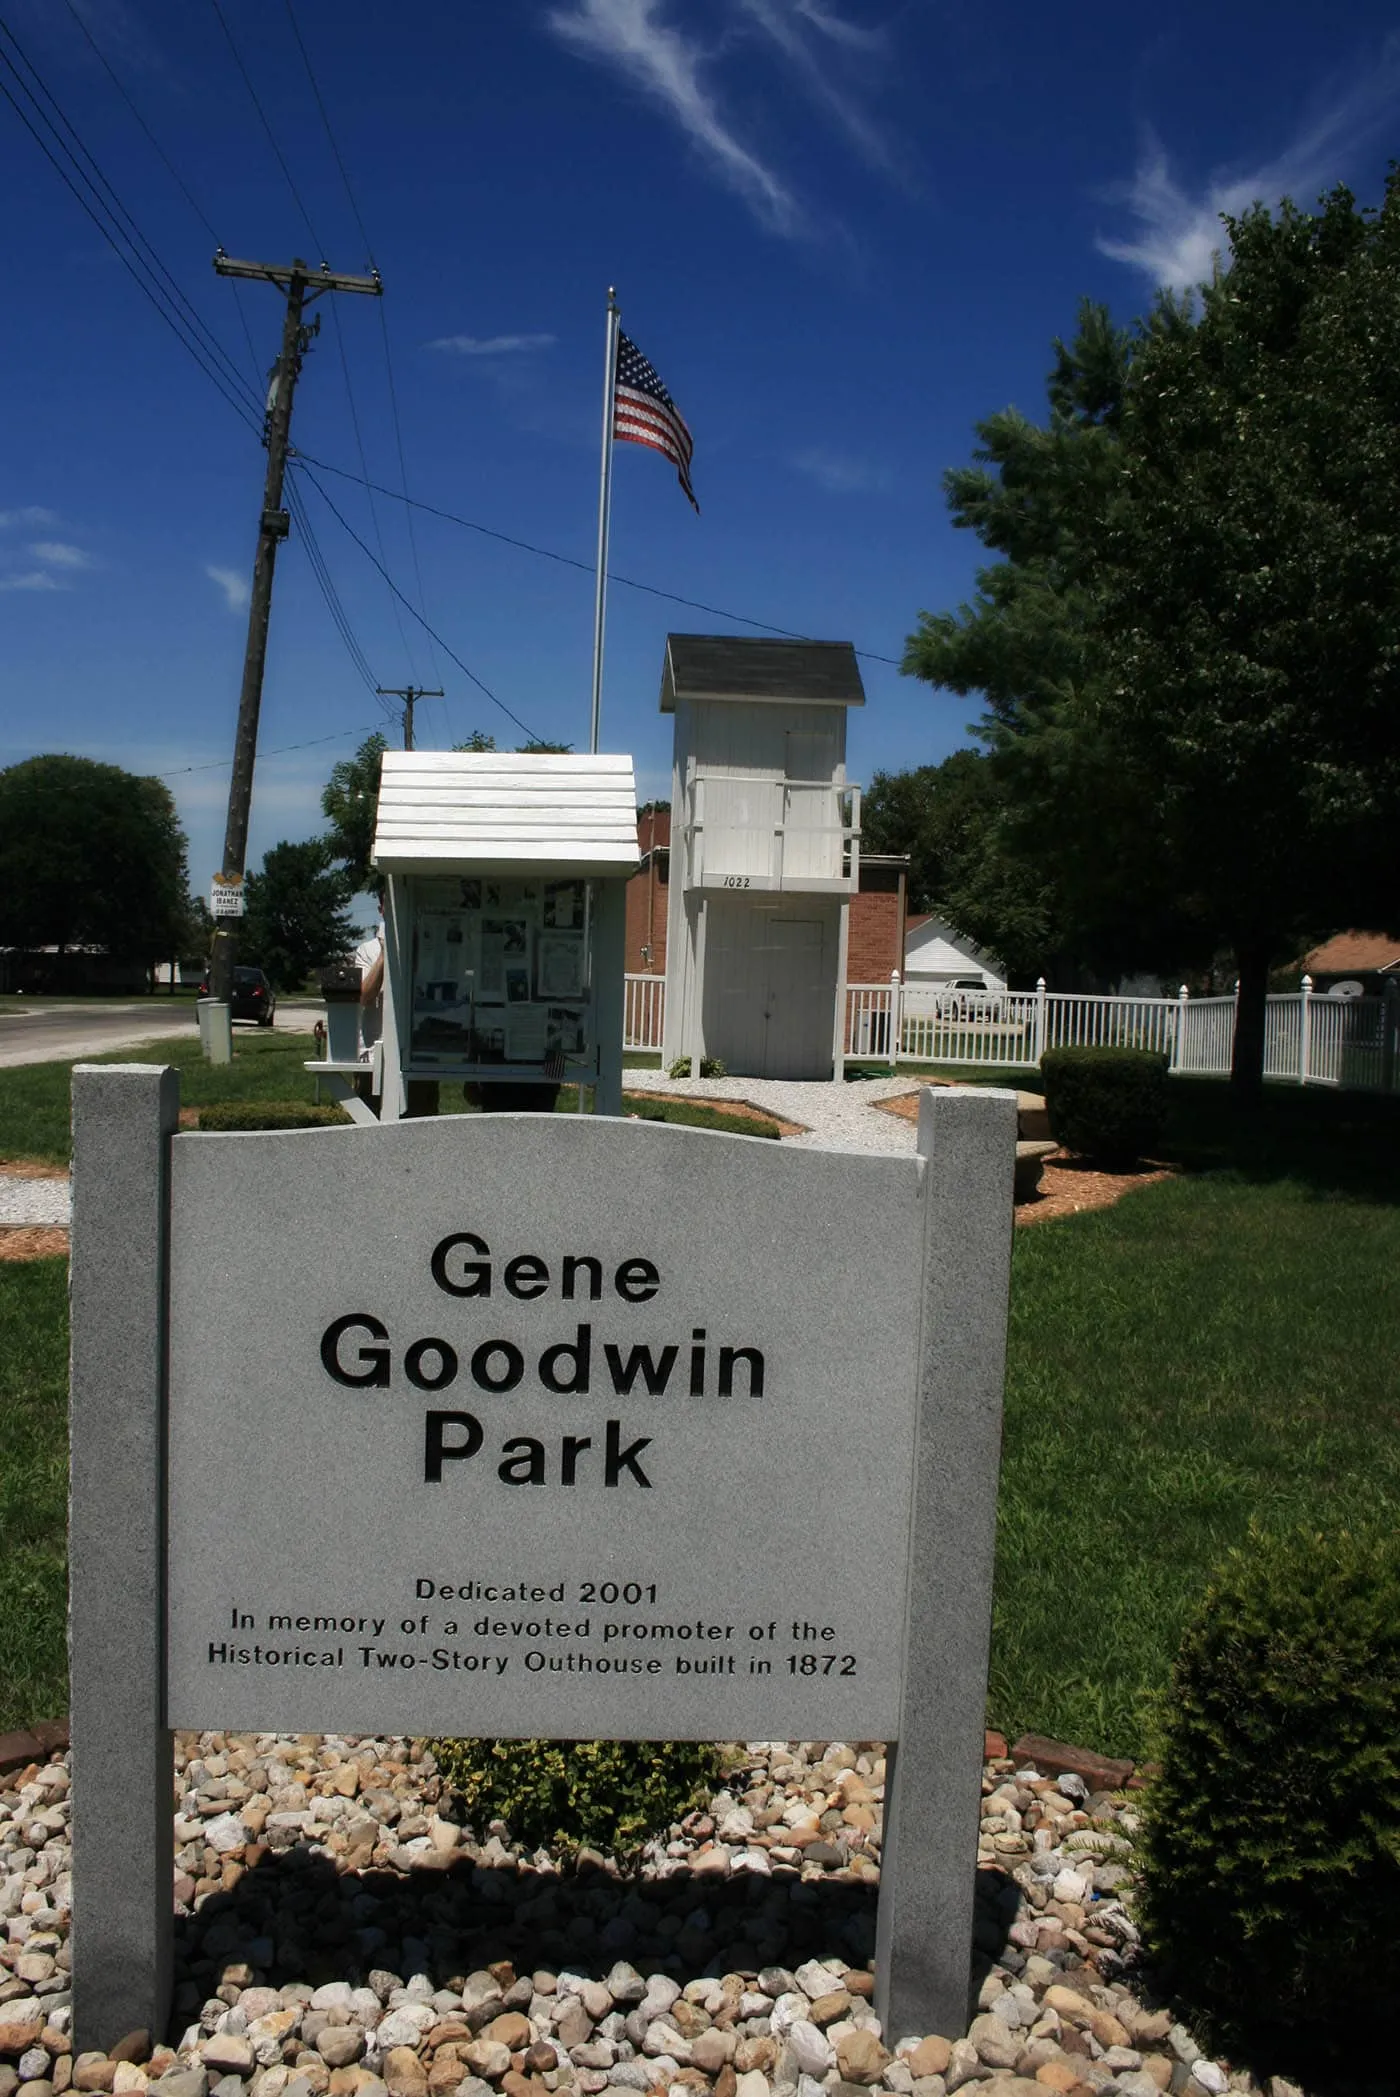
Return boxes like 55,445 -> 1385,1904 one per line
3,0 -> 1400,901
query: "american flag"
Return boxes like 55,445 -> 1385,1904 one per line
613,331 -> 698,512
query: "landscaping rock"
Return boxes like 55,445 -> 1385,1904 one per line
0,1731 -> 1258,2097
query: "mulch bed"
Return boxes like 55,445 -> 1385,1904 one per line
873,1092 -> 1175,1224
626,1090 -> 806,1138
0,1226 -> 68,1261
1016,1151 -> 1176,1226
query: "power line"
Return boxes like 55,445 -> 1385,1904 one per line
47,0 -> 283,448
205,0 -> 324,255
325,295 -> 420,677
207,0 -> 416,682
159,722 -> 386,779
280,0 -> 440,686
0,11 -> 263,422
375,305 -> 442,686
293,449 -> 903,666
59,0 -> 221,246
0,25 -> 264,436
281,0 -> 375,264
295,463 -> 544,744
285,477 -> 379,695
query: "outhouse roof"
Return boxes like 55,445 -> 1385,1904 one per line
660,634 -> 866,711
372,751 -> 640,876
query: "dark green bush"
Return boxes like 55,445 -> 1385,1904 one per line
1040,1045 -> 1168,1165
1135,1527 -> 1400,2088
666,1056 -> 727,1079
197,1100 -> 351,1131
430,1737 -> 722,1857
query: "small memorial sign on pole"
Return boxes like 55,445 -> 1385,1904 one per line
68,1070 -> 1015,2055
209,874 -> 246,919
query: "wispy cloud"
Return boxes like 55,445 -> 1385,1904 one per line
736,0 -> 901,177
30,540 -> 93,570
0,570 -> 65,593
1099,41 -> 1400,291
0,505 -> 58,530
425,332 -> 557,356
791,445 -> 892,493
547,0 -> 800,233
206,564 -> 250,612
789,0 -> 884,49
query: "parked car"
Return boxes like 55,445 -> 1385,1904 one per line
937,976 -> 999,1022
197,965 -> 277,1026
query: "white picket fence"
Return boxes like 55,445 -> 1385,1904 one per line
625,972 -> 1400,1091
623,972 -> 666,1053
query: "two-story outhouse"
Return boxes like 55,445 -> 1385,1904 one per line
659,634 -> 864,1080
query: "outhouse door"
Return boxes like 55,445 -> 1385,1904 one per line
703,903 -> 833,1079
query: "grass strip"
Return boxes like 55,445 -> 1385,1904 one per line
0,1259 -> 69,1732
0,1032 -> 325,1164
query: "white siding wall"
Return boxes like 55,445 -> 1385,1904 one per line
662,697 -> 851,1075
904,922 -> 1007,991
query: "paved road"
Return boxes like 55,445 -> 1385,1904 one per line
0,1001 -> 317,1068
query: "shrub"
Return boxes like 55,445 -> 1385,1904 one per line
1040,1045 -> 1168,1165
197,1100 -> 351,1131
1134,1527 -> 1400,2088
666,1056 -> 727,1079
430,1737 -> 722,1858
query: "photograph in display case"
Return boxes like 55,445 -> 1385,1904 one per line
406,875 -> 594,1070
543,880 -> 586,930
537,931 -> 585,1000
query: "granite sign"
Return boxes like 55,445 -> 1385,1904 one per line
69,1067 -> 1015,2062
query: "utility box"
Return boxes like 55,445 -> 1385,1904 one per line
659,635 -> 864,1080
371,751 -> 639,1119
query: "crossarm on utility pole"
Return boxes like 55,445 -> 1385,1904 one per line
376,686 -> 443,753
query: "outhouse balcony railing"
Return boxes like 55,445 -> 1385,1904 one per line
683,774 -> 861,893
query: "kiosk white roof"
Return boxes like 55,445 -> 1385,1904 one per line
372,751 -> 640,876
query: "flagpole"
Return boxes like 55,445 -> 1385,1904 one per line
589,287 -> 620,755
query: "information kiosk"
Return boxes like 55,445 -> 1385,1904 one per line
362,749 -> 639,1120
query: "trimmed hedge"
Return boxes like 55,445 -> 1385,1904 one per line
1040,1045 -> 1168,1165
430,1737 -> 722,1858
197,1100 -> 351,1131
667,1056 -> 727,1079
1135,1527 -> 1400,2088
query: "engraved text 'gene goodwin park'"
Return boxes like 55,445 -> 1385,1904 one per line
317,1229 -> 767,1490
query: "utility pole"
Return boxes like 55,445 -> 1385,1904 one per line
207,253 -> 382,1005
376,685 -> 443,753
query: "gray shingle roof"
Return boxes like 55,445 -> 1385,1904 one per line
661,634 -> 866,710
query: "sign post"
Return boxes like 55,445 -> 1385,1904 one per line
69,1071 -> 1016,2052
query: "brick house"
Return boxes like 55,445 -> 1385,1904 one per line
624,822 -> 907,990
624,806 -> 671,975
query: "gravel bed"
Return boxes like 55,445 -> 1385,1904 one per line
0,1736 -> 1274,2097
0,1180 -> 70,1229
621,1076 -> 923,1156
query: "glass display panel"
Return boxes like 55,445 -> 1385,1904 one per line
408,877 -> 590,1068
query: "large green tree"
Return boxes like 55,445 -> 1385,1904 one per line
0,754 -> 189,962
861,751 -> 1063,983
907,181 -> 1400,1098
242,840 -> 356,991
1088,180 -> 1400,1094
321,733 -> 388,898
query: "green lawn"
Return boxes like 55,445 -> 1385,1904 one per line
2,1063 -> 1397,1751
0,1259 -> 68,1732
0,1031 -> 325,1164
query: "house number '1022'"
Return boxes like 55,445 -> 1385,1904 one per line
722,875 -> 751,888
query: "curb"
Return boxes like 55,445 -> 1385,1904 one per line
0,1717 -> 68,1774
